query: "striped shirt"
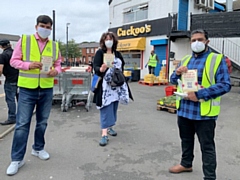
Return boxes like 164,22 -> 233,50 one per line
170,49 -> 231,120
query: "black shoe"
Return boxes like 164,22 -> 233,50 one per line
0,120 -> 16,125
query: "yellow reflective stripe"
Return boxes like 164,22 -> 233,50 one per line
208,53 -> 218,85
19,72 -> 50,78
19,72 -> 38,78
212,101 -> 220,106
26,35 -> 31,62
181,55 -> 191,66
40,74 -> 51,78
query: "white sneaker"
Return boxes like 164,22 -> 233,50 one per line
6,161 -> 25,176
31,149 -> 50,160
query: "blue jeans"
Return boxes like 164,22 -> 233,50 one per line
11,87 -> 53,161
4,82 -> 18,120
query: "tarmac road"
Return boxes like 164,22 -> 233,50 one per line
0,82 -> 240,180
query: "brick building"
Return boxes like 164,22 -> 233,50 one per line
78,42 -> 99,64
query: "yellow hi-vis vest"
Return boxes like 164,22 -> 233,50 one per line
148,54 -> 157,67
176,52 -> 223,117
18,35 -> 59,89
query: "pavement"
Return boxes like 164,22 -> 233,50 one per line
0,77 -> 15,139
0,81 -> 240,180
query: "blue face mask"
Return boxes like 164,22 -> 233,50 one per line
37,27 -> 51,39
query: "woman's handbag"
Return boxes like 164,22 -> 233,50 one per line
109,68 -> 126,87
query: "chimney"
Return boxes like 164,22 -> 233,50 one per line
226,0 -> 233,12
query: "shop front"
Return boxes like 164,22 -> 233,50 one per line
117,37 -> 145,81
109,17 -> 171,79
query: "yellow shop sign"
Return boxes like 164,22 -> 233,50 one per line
117,24 -> 151,37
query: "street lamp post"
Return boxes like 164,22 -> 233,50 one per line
66,23 -> 70,66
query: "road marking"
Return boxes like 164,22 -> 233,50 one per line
0,93 -> 5,98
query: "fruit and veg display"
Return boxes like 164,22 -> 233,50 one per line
158,95 -> 176,108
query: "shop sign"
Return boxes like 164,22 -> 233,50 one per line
109,17 -> 170,39
117,24 -> 151,37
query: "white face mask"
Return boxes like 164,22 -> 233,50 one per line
191,41 -> 206,53
105,40 -> 113,48
37,27 -> 51,39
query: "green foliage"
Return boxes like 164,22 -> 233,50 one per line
57,39 -> 81,58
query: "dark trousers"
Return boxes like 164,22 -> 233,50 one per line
148,66 -> 155,74
178,116 -> 216,180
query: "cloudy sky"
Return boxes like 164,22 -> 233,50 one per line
0,0 -> 109,43
0,0 -> 228,43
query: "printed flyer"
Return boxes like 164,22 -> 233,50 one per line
103,53 -> 114,67
182,69 -> 198,92
41,56 -> 53,74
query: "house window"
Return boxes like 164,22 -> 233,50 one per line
86,48 -> 90,53
91,48 -> 94,53
123,4 -> 148,24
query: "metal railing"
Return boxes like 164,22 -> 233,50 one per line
209,37 -> 240,67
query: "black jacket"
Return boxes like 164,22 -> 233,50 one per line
93,48 -> 133,107
0,47 -> 19,83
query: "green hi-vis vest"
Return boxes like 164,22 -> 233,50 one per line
148,54 -> 157,67
176,53 -> 223,117
18,35 -> 59,89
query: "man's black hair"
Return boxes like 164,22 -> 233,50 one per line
191,29 -> 209,40
36,15 -> 53,26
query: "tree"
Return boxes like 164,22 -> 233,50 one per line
57,39 -> 81,59
68,39 -> 81,58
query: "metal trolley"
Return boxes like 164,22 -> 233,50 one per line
52,73 -> 64,104
61,70 -> 92,112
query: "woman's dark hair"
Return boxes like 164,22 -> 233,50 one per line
99,31 -> 118,52
36,15 -> 53,26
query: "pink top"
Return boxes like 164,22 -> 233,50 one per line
10,33 -> 62,74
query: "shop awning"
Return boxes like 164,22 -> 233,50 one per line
117,37 -> 146,51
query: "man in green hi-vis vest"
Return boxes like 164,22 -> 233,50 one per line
6,15 -> 62,176
147,50 -> 159,74
169,29 -> 231,180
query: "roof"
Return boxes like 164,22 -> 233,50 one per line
78,42 -> 99,48
0,33 -> 20,41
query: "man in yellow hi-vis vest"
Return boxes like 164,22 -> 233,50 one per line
147,50 -> 159,74
169,29 -> 231,180
6,15 -> 62,176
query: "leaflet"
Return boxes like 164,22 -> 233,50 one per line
174,92 -> 188,98
41,56 -> 53,74
182,69 -> 198,92
103,53 -> 114,67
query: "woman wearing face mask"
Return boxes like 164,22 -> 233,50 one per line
93,32 -> 133,146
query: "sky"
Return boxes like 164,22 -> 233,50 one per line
0,0 -> 229,44
0,0 -> 109,43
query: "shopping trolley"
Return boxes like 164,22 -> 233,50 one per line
52,73 -> 64,105
61,69 -> 92,112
